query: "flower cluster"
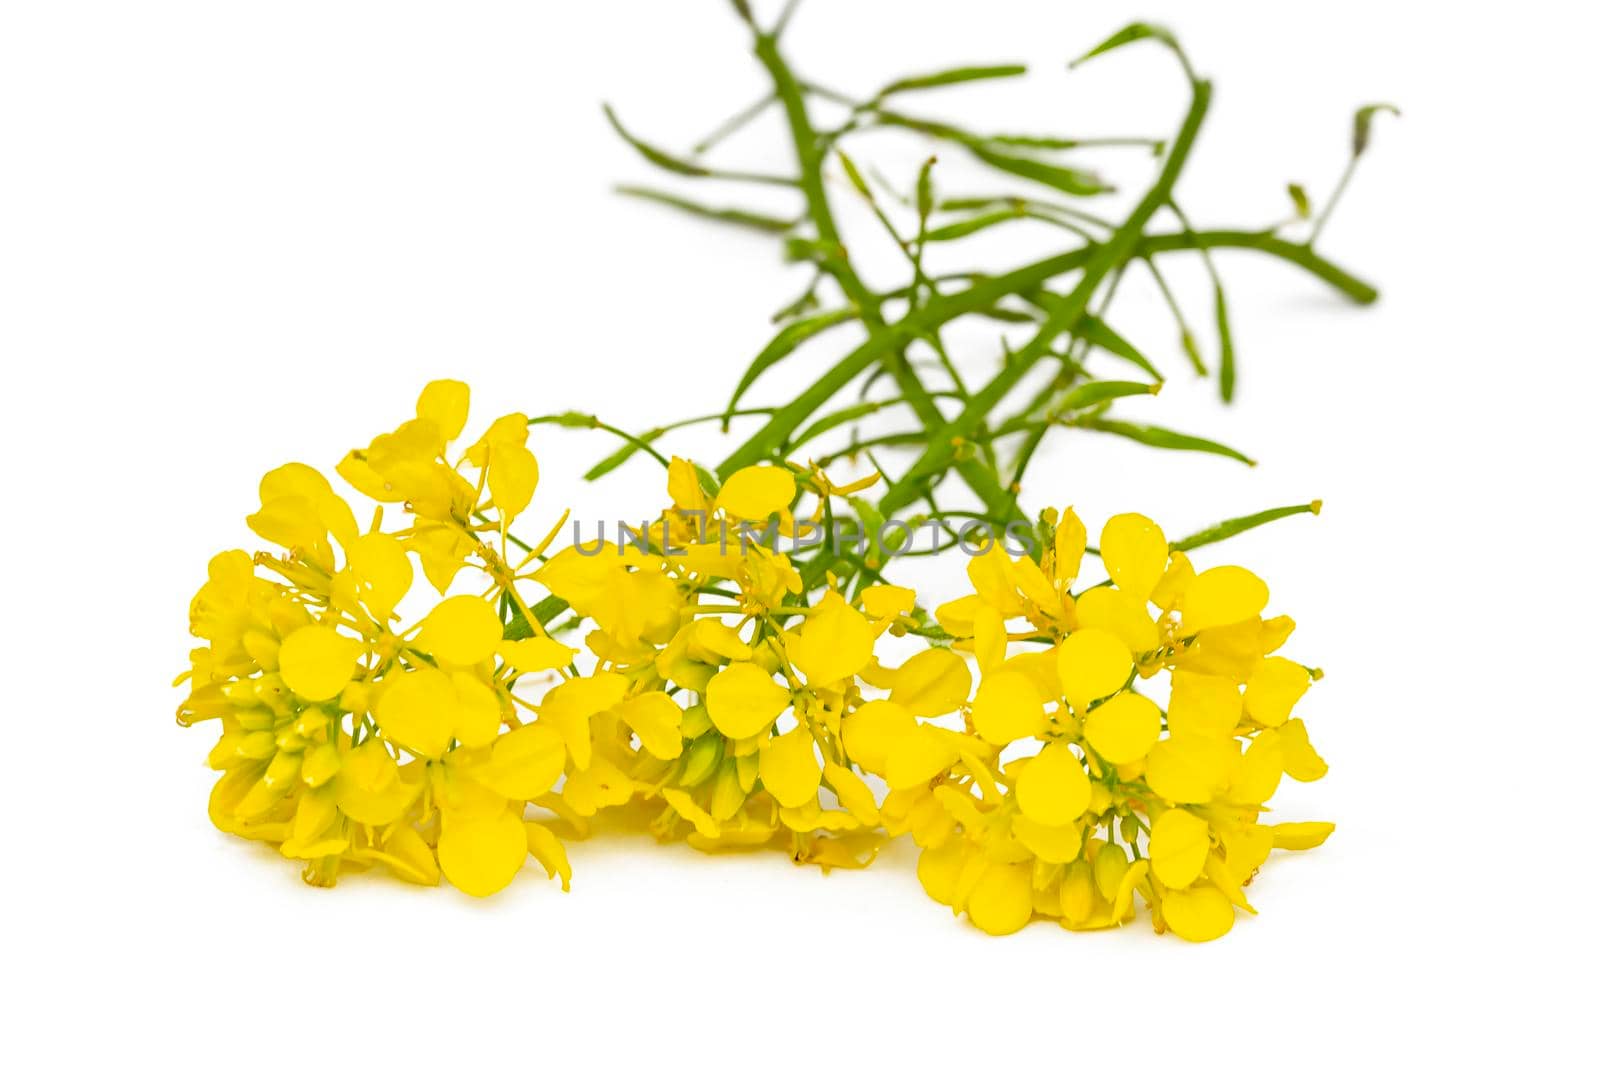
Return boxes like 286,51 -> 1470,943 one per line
907,510 -> 1332,940
179,382 -> 575,895
177,381 -> 1333,939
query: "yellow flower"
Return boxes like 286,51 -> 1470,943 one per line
177,382 -> 1335,938
178,383 -> 582,896
909,508 -> 1332,939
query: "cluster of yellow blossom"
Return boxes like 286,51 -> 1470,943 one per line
909,511 -> 1332,940
179,381 -> 575,895
177,381 -> 1332,939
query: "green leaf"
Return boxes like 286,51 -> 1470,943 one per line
878,63 -> 1027,98
604,104 -> 712,177
725,308 -> 859,421
615,185 -> 795,234
692,461 -> 722,500
500,595 -> 572,642
789,401 -> 887,450
1353,103 -> 1400,157
1056,379 -> 1160,410
967,142 -> 1110,197
1172,500 -> 1322,552
583,427 -> 665,481
1079,315 -> 1164,381
873,111 -> 1109,197
923,208 -> 1024,242
1078,418 -> 1253,465
1070,22 -> 1180,68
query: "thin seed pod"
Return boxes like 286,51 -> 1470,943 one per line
616,185 -> 796,234
1076,417 -> 1254,465
877,63 -> 1028,98
1172,500 -> 1323,551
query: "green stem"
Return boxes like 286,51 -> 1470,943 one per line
878,78 -> 1217,517
750,30 -> 1016,523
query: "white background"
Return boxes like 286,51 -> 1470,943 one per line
3,0 -> 1594,1061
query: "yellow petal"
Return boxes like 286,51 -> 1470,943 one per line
1100,513 -> 1168,602
479,722 -> 565,799
465,412 -> 529,468
1244,656 -> 1310,727
1073,586 -> 1159,653
822,763 -> 881,827
1059,859 -> 1096,924
1014,741 -> 1091,826
966,543 -> 1024,615
1161,884 -> 1235,942
1145,735 -> 1237,804
1167,670 -> 1243,738
973,605 -> 1008,675
759,729 -> 822,808
789,594 -> 874,687
1151,549 -> 1193,612
1182,565 -> 1269,633
971,671 -> 1048,745
888,648 -> 971,717
1271,820 -> 1335,851
561,755 -> 636,815
536,671 -> 628,770
662,787 -> 720,838
716,465 -> 795,519
374,668 -> 456,758
338,451 -> 405,503
499,636 -> 576,674
1083,691 -> 1161,764
416,379 -> 471,442
1011,814 -> 1082,864
619,691 -> 684,760
704,662 -> 790,740
346,532 -> 413,620
1149,808 -> 1210,889
278,626 -> 362,702
374,823 -> 441,886
334,741 -> 419,825
259,461 -> 332,503
1204,851 -> 1255,914
524,821 -> 572,890
884,725 -> 959,790
450,672 -> 503,747
917,839 -> 970,907
860,584 -> 916,618
438,808 -> 527,897
1056,628 -> 1132,709
966,861 -> 1034,935
487,443 -> 539,520
1053,507 -> 1086,584
842,700 -> 916,776
1275,718 -> 1328,782
417,596 -> 503,666
1230,732 -> 1284,805
934,593 -> 983,639
666,456 -> 707,512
